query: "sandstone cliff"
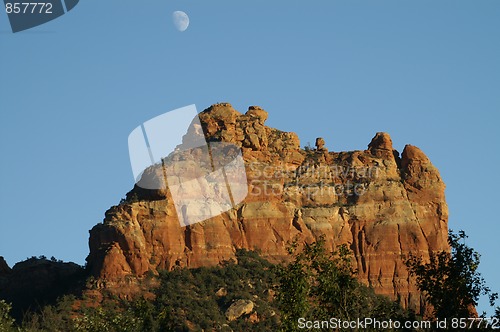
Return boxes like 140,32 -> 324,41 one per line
86,103 -> 449,311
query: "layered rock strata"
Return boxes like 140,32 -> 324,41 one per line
86,103 -> 448,311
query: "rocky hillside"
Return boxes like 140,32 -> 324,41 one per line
0,256 -> 85,319
86,103 -> 449,312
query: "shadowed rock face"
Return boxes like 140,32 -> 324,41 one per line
0,257 -> 10,275
86,103 -> 448,312
0,257 -> 85,319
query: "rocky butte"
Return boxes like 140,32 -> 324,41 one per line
86,103 -> 449,312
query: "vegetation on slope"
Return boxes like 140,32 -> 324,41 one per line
0,231 -> 498,331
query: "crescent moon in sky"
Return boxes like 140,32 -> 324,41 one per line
172,11 -> 190,32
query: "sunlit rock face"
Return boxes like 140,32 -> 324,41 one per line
87,103 -> 448,312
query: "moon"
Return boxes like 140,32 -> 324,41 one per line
172,11 -> 190,32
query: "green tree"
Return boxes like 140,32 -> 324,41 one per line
277,238 -> 412,332
0,300 -> 15,332
406,230 -> 497,320
72,306 -> 144,332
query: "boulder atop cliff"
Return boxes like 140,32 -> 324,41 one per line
368,132 -> 393,151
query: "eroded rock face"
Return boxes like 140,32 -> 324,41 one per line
368,132 -> 394,151
315,137 -> 327,152
86,103 -> 449,312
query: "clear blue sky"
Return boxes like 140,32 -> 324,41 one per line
1,0 -> 499,313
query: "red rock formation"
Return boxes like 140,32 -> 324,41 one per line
86,103 -> 449,312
